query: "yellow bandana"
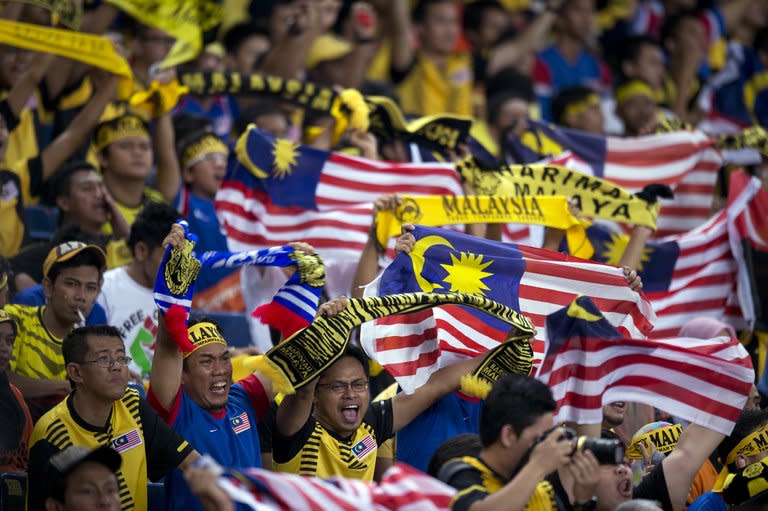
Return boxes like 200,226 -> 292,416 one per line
714,424 -> 768,491
562,93 -> 601,121
186,322 -> 227,358
627,423 -> 683,460
180,133 -> 229,170
94,115 -> 150,151
456,157 -> 661,231
615,80 -> 655,105
375,195 -> 591,258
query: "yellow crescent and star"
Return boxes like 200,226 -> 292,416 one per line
408,234 -> 495,295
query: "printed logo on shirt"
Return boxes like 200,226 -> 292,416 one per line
112,429 -> 143,454
351,434 -> 376,461
231,412 -> 251,434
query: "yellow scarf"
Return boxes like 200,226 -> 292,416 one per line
456,157 -> 661,231
375,195 -> 591,258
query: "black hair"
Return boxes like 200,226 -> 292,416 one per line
47,249 -> 105,283
173,114 -> 213,150
50,225 -> 103,247
479,373 -> 556,447
485,67 -> 534,103
551,85 -> 597,125
62,325 -> 123,387
717,409 -> 768,465
413,0 -> 457,23
233,101 -> 288,137
325,344 -> 370,380
462,0 -> 504,36
359,80 -> 401,106
222,22 -> 270,56
619,35 -> 662,67
126,201 -> 180,254
755,27 -> 768,54
660,10 -> 700,48
427,433 -> 482,477
43,160 -> 98,205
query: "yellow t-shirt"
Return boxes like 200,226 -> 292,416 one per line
395,52 -> 473,117
102,186 -> 167,267
5,304 -> 64,381
0,169 -> 24,257
28,388 -> 193,511
273,399 -> 394,481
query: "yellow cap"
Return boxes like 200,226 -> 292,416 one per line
306,34 -> 353,68
43,242 -> 106,279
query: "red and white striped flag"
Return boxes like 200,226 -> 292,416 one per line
207,459 -> 454,511
216,130 -> 463,296
510,121 -> 724,237
360,226 -> 655,392
536,297 -> 754,434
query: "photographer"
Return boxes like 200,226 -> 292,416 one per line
439,373 -> 598,511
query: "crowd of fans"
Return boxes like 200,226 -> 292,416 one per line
0,0 -> 767,510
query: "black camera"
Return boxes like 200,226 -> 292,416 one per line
560,428 -> 625,465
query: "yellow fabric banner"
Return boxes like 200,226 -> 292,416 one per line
375,195 -> 592,258
104,0 -> 222,69
0,19 -> 133,99
456,157 -> 660,230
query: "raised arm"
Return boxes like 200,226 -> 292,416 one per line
275,297 -> 349,436
149,223 -> 187,411
40,70 -> 117,182
391,353 -> 484,433
350,195 -> 401,299
661,424 -> 725,511
153,111 -> 182,202
388,0 -> 414,76
5,51 -> 54,121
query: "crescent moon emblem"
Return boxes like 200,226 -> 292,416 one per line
409,235 -> 454,292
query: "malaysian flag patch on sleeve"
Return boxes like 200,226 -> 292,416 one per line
351,434 -> 376,461
231,412 -> 251,434
112,429 -> 143,454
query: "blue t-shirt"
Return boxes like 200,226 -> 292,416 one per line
533,45 -> 611,121
12,284 -> 107,325
396,392 -> 482,473
150,376 -> 268,511
687,491 -> 726,511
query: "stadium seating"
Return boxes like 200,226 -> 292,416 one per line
22,206 -> 59,241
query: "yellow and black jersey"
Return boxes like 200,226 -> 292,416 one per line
441,454 -> 566,511
0,98 -> 42,169
5,304 -> 63,381
102,187 -> 167,267
440,455 -> 507,511
272,399 -> 394,481
392,53 -> 473,117
27,388 -> 194,511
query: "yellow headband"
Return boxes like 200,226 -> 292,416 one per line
627,424 -> 683,460
714,424 -> 768,492
185,322 -> 227,358
562,93 -> 600,121
94,115 -> 150,151
615,81 -> 655,105
181,134 -> 229,170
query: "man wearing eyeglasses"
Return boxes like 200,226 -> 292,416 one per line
26,325 -> 199,511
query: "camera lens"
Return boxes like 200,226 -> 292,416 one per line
576,437 -> 625,465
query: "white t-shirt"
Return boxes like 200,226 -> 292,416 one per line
97,266 -> 157,377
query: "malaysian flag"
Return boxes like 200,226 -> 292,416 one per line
561,171 -> 768,337
505,120 -> 724,237
351,435 -> 376,462
216,129 -> 463,296
202,456 -> 454,511
111,429 -> 143,454
536,296 -> 754,435
231,412 -> 251,434
360,226 -> 654,392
